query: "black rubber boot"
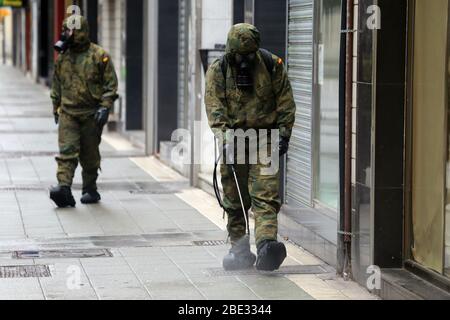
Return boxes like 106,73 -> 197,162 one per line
80,190 -> 101,204
50,186 -> 76,208
256,240 -> 287,272
223,236 -> 256,271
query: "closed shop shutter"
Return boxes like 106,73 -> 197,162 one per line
178,0 -> 188,130
286,0 -> 314,207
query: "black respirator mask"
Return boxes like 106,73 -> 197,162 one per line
54,29 -> 74,53
233,52 -> 256,90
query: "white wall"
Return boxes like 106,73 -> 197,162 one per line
199,0 -> 233,177
143,0 -> 158,154
30,0 -> 39,81
5,10 -> 13,65
20,8 -> 26,71
98,0 -> 126,123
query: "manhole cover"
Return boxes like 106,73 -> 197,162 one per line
0,265 -> 52,278
12,249 -> 113,260
205,265 -> 332,277
193,240 -> 227,247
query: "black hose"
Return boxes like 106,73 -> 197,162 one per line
213,137 -> 225,209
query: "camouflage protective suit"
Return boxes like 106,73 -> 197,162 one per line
205,24 -> 296,247
50,16 -> 118,193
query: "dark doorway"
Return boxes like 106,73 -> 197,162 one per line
233,0 -> 245,24
254,0 -> 287,60
39,0 -> 49,81
46,1 -> 54,86
157,0 -> 179,149
125,0 -> 144,130
86,0 -> 98,44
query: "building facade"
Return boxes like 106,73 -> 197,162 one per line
3,0 -> 450,299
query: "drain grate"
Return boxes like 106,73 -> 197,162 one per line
12,249 -> 113,260
0,265 -> 52,278
0,151 -> 145,160
205,265 -> 332,277
193,240 -> 227,247
0,130 -> 57,134
0,181 -> 180,194
0,151 -> 57,159
0,185 -> 45,192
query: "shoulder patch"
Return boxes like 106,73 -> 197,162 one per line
277,58 -> 283,65
102,56 -> 110,64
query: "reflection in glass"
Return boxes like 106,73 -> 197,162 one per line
315,0 -> 342,210
446,69 -> 450,279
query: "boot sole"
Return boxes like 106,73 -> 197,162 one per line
81,201 -> 100,205
50,191 -> 76,208
80,196 -> 101,205
256,243 -> 287,272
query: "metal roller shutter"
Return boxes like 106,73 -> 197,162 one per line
286,0 -> 314,207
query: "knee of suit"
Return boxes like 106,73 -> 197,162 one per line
223,196 -> 252,213
80,160 -> 101,171
251,197 -> 281,216
226,207 -> 252,217
55,154 -> 79,163
58,144 -> 80,158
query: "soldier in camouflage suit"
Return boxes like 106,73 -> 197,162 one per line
50,15 -> 118,208
205,24 -> 296,271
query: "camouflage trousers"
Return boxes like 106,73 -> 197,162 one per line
220,150 -> 281,247
56,112 -> 102,192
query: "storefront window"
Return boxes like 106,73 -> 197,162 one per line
447,117 -> 450,277
314,0 -> 341,210
446,55 -> 450,279
411,0 -> 449,278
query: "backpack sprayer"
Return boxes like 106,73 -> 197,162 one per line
213,137 -> 250,236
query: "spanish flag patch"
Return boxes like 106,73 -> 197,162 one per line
277,58 -> 283,65
103,56 -> 109,63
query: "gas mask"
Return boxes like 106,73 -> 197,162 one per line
54,28 -> 74,53
233,52 -> 256,90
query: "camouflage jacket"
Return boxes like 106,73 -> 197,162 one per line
205,52 -> 296,141
50,16 -> 118,116
205,24 -> 296,141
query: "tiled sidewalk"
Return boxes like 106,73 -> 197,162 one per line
0,65 -> 378,300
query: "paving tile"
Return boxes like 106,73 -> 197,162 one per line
89,274 -> 151,300
191,276 -> 261,300
0,278 -> 44,300
145,280 -> 205,300
237,275 -> 314,300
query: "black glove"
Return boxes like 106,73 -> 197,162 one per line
54,113 -> 59,125
94,107 -> 110,128
223,143 -> 235,167
279,137 -> 290,157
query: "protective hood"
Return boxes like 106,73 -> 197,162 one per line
63,15 -> 90,52
226,23 -> 261,55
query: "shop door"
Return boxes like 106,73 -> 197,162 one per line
410,0 -> 449,275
